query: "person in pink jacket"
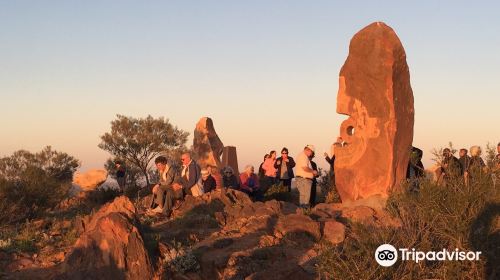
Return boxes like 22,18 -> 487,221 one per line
262,150 -> 277,192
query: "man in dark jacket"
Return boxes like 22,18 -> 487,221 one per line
406,146 -> 425,191
441,148 -> 462,184
180,153 -> 201,196
274,147 -> 296,192
458,148 -> 471,176
309,152 -> 320,206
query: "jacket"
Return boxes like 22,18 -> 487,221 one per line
180,160 -> 201,191
274,156 -> 296,180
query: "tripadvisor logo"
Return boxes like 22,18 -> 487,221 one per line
375,244 -> 481,267
375,244 -> 398,267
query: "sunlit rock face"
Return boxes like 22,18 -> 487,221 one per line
193,117 -> 224,169
334,22 -> 414,202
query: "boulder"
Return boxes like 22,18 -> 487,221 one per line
193,117 -> 224,169
274,214 -> 321,241
334,22 -> 415,202
322,220 -> 346,244
73,169 -> 108,192
58,196 -> 153,280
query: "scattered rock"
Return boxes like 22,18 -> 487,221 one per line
275,214 -> 321,241
322,220 -> 346,244
58,196 -> 153,279
73,169 -> 108,192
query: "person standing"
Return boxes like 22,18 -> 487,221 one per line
468,146 -> 486,184
440,148 -> 462,185
262,150 -> 277,192
309,152 -> 320,206
115,161 -> 126,192
295,145 -> 317,208
406,146 -> 425,191
324,139 -> 342,186
274,147 -> 296,192
180,153 -> 201,196
458,148 -> 471,177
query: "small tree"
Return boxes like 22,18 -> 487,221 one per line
0,146 -> 80,223
98,115 -> 188,186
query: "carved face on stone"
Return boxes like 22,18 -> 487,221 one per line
334,22 -> 414,201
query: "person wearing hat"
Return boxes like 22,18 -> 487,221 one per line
295,145 -> 318,208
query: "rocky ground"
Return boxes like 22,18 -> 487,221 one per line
0,188 -> 399,280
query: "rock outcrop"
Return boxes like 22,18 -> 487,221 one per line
73,169 -> 108,192
193,117 -> 224,169
334,22 -> 415,202
58,196 -> 153,279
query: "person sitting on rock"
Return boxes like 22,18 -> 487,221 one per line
222,166 -> 240,189
180,153 -> 201,196
199,168 -> 216,193
148,156 -> 183,217
239,165 -> 262,200
207,165 -> 223,189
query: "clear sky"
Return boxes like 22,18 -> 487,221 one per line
1,1 -> 499,173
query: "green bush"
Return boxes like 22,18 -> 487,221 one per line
0,147 -> 79,224
318,175 -> 499,279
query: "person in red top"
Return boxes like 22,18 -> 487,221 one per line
239,165 -> 262,201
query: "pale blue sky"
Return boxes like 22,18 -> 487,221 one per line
1,1 -> 499,172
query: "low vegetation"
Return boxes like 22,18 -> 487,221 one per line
318,174 -> 499,279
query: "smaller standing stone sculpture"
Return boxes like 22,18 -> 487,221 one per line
222,146 -> 240,175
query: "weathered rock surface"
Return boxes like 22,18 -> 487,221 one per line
322,220 -> 346,244
72,169 -> 108,192
150,189 -> 319,279
59,196 -> 153,279
334,22 -> 415,202
193,117 -> 224,169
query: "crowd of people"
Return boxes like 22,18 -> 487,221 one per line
115,141 -> 500,217
406,143 -> 500,190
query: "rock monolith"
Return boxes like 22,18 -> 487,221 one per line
334,22 -> 414,202
193,117 -> 224,169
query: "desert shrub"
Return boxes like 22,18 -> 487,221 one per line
162,241 -> 200,274
0,147 -> 79,224
263,183 -> 293,202
87,187 -> 121,205
318,168 -> 341,203
318,174 -> 499,279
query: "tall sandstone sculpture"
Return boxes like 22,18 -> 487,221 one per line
334,22 -> 414,202
193,117 -> 224,169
